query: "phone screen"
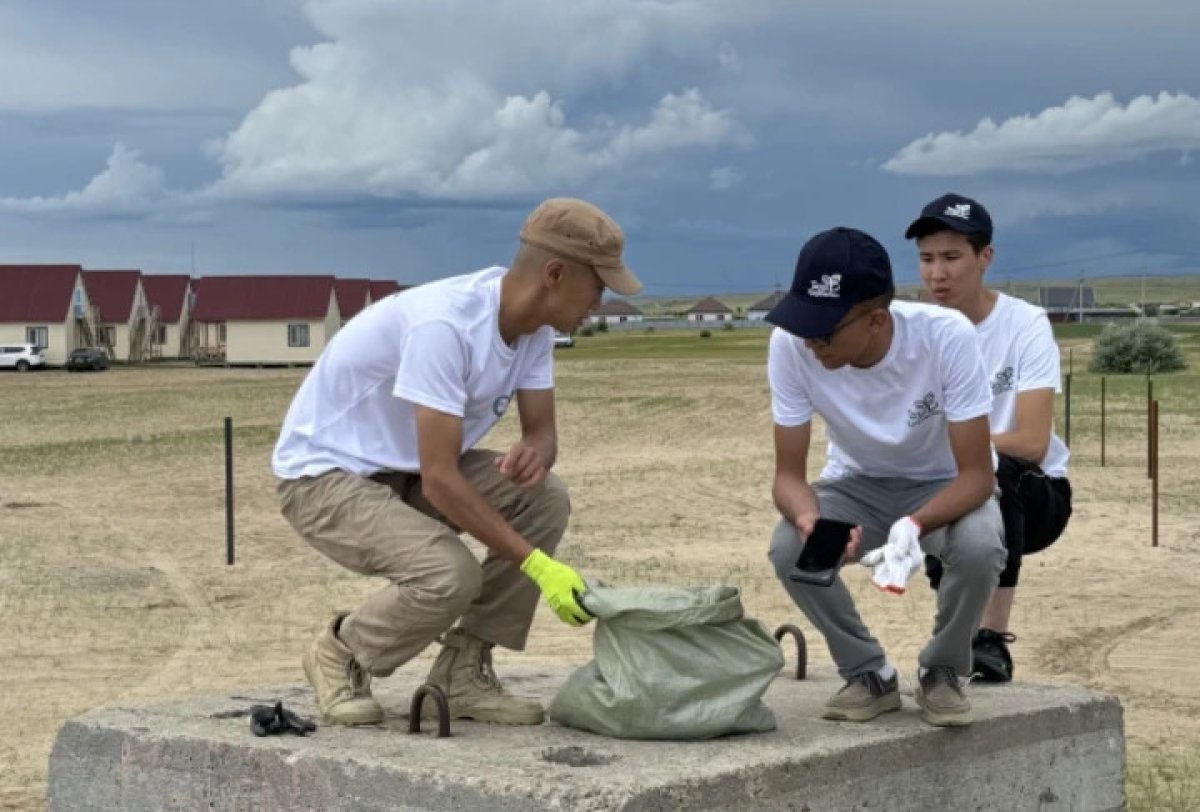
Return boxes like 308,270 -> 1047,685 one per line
790,518 -> 856,586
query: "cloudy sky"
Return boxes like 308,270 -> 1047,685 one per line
2,0 -> 1198,295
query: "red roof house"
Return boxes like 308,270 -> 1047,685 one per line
334,278 -> 371,321
190,275 -> 340,365
82,270 -> 150,361
0,264 -> 91,365
368,279 -> 407,302
141,274 -> 193,358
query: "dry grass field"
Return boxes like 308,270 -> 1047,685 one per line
3,329 -> 1200,810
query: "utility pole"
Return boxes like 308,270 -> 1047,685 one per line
1077,271 -> 1085,324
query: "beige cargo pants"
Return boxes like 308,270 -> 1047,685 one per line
278,449 -> 570,677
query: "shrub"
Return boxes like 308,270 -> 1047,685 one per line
1088,319 -> 1186,374
580,325 -> 595,337
722,321 -> 735,331
643,326 -> 656,335
596,320 -> 609,333
699,329 -> 712,339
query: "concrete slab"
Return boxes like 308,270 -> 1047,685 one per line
49,668 -> 1124,811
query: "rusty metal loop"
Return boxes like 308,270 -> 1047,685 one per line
774,624 -> 807,680
408,683 -> 451,738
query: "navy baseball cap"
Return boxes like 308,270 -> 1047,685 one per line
905,193 -> 993,242
766,227 -> 895,340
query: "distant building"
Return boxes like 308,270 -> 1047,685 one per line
335,278 -> 372,324
0,264 -> 93,366
747,290 -> 786,321
82,270 -> 152,362
589,298 -> 645,325
141,274 -> 193,359
1038,286 -> 1096,322
685,296 -> 734,322
368,280 -> 408,303
190,276 -> 340,365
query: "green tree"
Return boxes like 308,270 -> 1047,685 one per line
1088,319 -> 1186,374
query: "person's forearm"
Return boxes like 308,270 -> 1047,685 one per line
524,430 -> 558,470
992,431 -> 1048,465
773,472 -> 819,526
910,467 -> 994,534
422,470 -> 533,563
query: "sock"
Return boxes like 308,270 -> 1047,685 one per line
878,663 -> 896,681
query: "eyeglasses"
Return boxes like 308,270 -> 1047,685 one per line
808,309 -> 874,347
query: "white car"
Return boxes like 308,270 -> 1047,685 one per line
553,331 -> 575,348
0,343 -> 46,372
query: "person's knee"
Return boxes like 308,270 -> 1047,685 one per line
954,538 -> 1006,580
419,544 -> 484,616
945,509 -> 1006,576
767,520 -> 802,580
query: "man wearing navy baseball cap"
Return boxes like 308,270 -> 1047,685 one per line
907,193 -> 1073,685
765,226 -> 1005,727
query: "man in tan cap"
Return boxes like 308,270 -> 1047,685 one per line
273,197 -> 641,727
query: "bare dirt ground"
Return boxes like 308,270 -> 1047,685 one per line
2,360 -> 1198,809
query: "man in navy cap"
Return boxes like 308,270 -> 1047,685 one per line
907,194 -> 1073,683
765,227 -> 1005,726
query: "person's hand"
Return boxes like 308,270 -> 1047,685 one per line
496,441 -> 548,488
520,550 -> 592,626
860,516 -> 923,594
793,512 -> 819,539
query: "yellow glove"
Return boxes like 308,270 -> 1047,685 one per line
520,550 -> 592,626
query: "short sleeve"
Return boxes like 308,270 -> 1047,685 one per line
1017,312 -> 1062,393
393,321 -> 470,416
939,315 -> 994,423
768,328 -> 813,426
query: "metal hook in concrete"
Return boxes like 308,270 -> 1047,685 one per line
774,624 -> 807,680
407,683 -> 451,738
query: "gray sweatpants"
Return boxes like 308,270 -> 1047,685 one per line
768,476 -> 1005,679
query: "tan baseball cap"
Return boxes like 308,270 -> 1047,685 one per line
519,197 -> 642,296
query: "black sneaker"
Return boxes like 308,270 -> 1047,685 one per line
972,628 -> 1016,683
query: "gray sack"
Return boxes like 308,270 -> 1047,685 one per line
548,584 -> 784,740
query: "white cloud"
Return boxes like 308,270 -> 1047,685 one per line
0,143 -> 167,216
207,0 -> 753,201
709,167 -> 743,190
884,92 -> 1200,175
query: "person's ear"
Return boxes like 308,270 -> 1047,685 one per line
544,258 -> 567,287
979,244 -> 995,272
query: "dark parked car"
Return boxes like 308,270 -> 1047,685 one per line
66,347 -> 111,371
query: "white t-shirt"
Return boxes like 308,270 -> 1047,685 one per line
768,300 -> 994,481
976,293 -> 1070,477
273,267 -> 554,478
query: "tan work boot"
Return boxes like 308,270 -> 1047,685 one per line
423,628 -> 545,725
914,665 -> 972,727
301,614 -> 384,726
822,670 -> 902,721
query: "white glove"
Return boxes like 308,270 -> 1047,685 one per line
860,516 -> 923,594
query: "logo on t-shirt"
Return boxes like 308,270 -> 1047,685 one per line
492,394 -> 512,417
991,366 -> 1015,395
907,392 -> 943,427
807,273 -> 841,299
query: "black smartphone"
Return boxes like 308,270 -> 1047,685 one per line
788,518 -> 857,587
